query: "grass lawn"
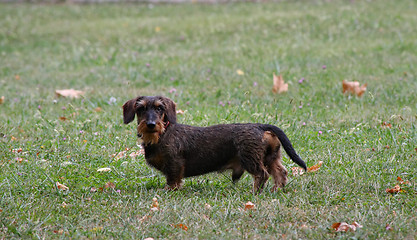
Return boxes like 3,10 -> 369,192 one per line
1,0 -> 416,238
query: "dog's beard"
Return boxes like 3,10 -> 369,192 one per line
137,120 -> 165,145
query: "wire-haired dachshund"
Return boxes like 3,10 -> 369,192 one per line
123,96 -> 306,193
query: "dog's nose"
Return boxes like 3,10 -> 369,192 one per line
146,121 -> 156,129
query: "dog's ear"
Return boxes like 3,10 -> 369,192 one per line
160,96 -> 177,124
122,97 -> 141,124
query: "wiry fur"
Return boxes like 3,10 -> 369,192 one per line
123,96 -> 306,193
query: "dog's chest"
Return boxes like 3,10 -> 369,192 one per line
144,146 -> 165,171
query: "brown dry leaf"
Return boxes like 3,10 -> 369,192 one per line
94,107 -> 102,112
172,224 -> 188,231
386,184 -> 401,194
244,201 -> 255,210
291,167 -> 305,176
129,151 -> 144,158
59,116 -> 68,121
396,176 -> 410,185
332,222 -> 363,232
56,182 -> 69,191
381,122 -> 392,128
0,96 -> 4,104
272,73 -> 288,93
342,80 -> 367,97
111,150 -> 127,160
307,161 -> 323,172
139,215 -> 152,223
152,197 -> 159,209
55,89 -> 84,99
0,208 -> 2,213
104,182 -> 115,189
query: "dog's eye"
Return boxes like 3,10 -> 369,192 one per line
156,106 -> 164,111
137,106 -> 145,112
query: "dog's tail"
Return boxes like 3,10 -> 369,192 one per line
259,124 -> 307,171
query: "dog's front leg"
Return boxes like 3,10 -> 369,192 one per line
164,162 -> 185,190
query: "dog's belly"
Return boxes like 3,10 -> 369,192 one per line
182,142 -> 238,177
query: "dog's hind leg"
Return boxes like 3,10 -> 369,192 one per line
267,152 -> 288,192
238,149 -> 269,193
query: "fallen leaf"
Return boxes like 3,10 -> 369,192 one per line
56,182 -> 69,191
129,151 -> 143,158
342,80 -> 367,97
90,187 -> 97,193
97,167 -> 111,172
152,197 -> 159,209
172,224 -> 188,231
244,201 -> 255,210
385,224 -> 394,231
236,69 -> 245,76
385,184 -> 401,194
291,167 -> 304,176
307,161 -> 323,172
381,122 -> 392,128
94,107 -> 102,112
332,221 -> 363,232
104,182 -> 115,189
155,26 -> 161,32
0,96 -> 4,104
396,176 -> 410,185
139,215 -> 152,223
55,89 -> 84,99
53,229 -> 64,235
59,116 -> 68,121
272,73 -> 288,93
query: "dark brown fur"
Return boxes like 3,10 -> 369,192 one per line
123,96 -> 306,193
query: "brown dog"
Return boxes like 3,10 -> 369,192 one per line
123,96 -> 306,193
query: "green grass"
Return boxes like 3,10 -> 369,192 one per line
1,0 -> 416,238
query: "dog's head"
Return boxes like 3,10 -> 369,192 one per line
123,96 -> 177,145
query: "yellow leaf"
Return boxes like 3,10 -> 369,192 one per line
342,80 -> 367,97
55,89 -> 84,99
307,161 -> 323,172
56,182 -> 69,190
236,69 -> 245,76
155,26 -> 161,32
272,73 -> 288,93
